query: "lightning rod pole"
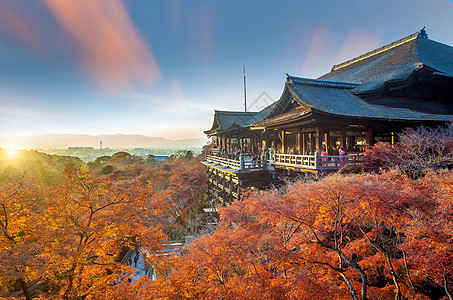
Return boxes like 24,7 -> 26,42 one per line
243,66 -> 247,112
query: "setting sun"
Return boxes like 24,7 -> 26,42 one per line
6,148 -> 18,158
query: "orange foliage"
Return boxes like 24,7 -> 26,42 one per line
0,167 -> 168,299
2,153 -> 453,300
145,170 -> 453,300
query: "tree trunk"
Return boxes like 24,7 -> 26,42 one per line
403,250 -> 416,295
383,253 -> 402,300
18,277 -> 31,300
444,274 -> 452,300
317,238 -> 368,300
339,271 -> 359,300
331,248 -> 367,300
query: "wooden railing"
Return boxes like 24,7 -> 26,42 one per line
274,154 -> 317,169
205,155 -> 267,171
274,153 -> 361,170
205,153 -> 361,171
205,155 -> 241,170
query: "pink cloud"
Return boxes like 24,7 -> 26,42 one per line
43,0 -> 161,91
335,29 -> 382,64
300,24 -> 338,78
0,4 -> 40,50
189,5 -> 212,65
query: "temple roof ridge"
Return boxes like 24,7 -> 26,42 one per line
286,75 -> 360,89
331,28 -> 428,72
214,109 -> 258,115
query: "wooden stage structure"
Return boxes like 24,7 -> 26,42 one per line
203,29 -> 453,205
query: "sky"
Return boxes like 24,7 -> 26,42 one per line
1,0 -> 453,145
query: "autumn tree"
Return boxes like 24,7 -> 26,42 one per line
0,149 -> 83,184
400,171 -> 453,299
144,170 -> 453,300
0,175 -> 45,299
362,124 -> 453,177
145,175 -> 373,299
40,167 -> 169,299
0,167 -> 170,299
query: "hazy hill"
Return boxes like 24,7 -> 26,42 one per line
1,134 -> 208,150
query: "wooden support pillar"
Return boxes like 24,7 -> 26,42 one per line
302,132 -> 307,154
316,127 -> 323,152
281,130 -> 286,154
367,128 -> 374,146
254,137 -> 258,153
340,128 -> 347,150
297,131 -> 302,154
256,135 -> 259,152
324,132 -> 330,154
222,173 -> 226,203
273,130 -> 277,150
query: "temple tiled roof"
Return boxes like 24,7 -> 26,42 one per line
288,80 -> 452,121
204,102 -> 276,135
319,29 -> 453,94
206,29 -> 453,135
256,77 -> 453,127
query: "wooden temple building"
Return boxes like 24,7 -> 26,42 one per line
202,29 -> 453,205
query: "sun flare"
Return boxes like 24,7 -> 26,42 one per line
6,148 -> 19,158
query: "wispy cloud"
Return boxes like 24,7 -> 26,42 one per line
0,100 -> 63,138
300,24 -> 338,78
0,4 -> 41,50
43,0 -> 161,91
169,78 -> 186,111
125,77 -> 188,114
335,28 -> 381,64
0,91 -> 60,121
189,5 -> 212,65
169,0 -> 183,33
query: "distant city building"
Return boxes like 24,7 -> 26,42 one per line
67,147 -> 95,151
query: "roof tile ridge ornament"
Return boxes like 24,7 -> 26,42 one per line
331,28 -> 428,72
287,75 -> 360,89
215,110 -> 257,114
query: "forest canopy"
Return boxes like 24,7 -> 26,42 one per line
1,126 -> 453,300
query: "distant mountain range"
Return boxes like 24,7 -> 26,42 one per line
1,134 -> 208,150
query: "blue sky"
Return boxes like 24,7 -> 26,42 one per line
1,0 -> 453,143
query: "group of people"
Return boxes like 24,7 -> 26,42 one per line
208,147 -> 272,162
209,146 -> 349,160
320,147 -> 347,166
320,147 -> 346,157
207,145 -> 354,169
